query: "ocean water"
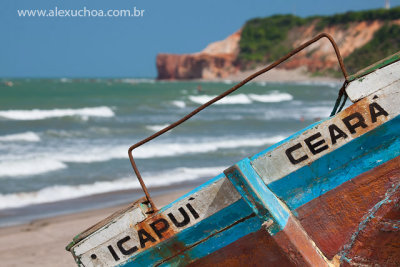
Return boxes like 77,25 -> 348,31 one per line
0,78 -> 341,222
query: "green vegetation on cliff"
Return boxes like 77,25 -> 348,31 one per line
344,24 -> 400,73
238,15 -> 308,64
238,7 -> 400,73
315,7 -> 400,30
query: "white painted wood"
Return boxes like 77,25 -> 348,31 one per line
252,82 -> 400,185
346,60 -> 400,102
74,207 -> 146,255
74,177 -> 241,267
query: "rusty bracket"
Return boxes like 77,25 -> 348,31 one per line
128,33 -> 349,212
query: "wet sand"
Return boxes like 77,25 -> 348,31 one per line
0,189 -> 190,267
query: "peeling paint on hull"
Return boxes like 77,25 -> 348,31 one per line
67,54 -> 400,266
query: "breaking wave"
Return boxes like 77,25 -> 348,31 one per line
0,135 -> 285,177
248,93 -> 293,102
0,106 -> 115,121
0,158 -> 67,177
189,94 -> 251,105
130,135 -> 285,159
262,106 -> 332,121
0,132 -> 40,142
0,166 -> 224,209
61,135 -> 285,161
171,100 -> 186,108
188,92 -> 293,105
146,124 -> 169,132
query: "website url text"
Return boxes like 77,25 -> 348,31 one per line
17,6 -> 145,18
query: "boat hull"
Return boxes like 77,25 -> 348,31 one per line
67,53 -> 400,266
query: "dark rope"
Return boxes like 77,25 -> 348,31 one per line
330,80 -> 348,116
337,92 -> 348,113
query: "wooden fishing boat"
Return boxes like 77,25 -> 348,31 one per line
66,34 -> 400,266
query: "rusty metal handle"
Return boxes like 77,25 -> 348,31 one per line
128,33 -> 348,212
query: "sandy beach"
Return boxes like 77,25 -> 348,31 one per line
215,66 -> 343,83
0,189 -> 190,267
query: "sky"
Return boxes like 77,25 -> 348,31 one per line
1,0 -> 400,78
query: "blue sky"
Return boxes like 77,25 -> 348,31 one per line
1,0 -> 399,78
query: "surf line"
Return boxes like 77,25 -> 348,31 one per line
104,199 -> 200,262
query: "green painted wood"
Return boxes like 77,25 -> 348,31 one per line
347,51 -> 400,82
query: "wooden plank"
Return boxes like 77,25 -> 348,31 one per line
188,229 -> 294,267
345,60 -> 400,102
296,155 -> 400,260
251,82 -> 400,186
72,176 -> 241,267
346,51 -> 400,82
66,197 -> 147,251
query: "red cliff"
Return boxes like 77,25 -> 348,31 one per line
156,31 -> 241,80
156,18 -> 400,80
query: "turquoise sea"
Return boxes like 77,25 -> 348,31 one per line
0,78 -> 341,225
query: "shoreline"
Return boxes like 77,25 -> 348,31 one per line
154,67 -> 344,84
0,177 -> 208,227
207,67 -> 343,83
0,188 -> 192,267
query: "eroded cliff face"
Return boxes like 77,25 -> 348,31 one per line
156,20 -> 396,80
156,53 -> 238,80
283,20 -> 384,71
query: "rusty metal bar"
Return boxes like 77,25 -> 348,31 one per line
128,33 -> 349,212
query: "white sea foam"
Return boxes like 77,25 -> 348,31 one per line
53,135 -> 284,164
0,132 -> 40,142
0,135 -> 285,177
189,94 -> 252,105
0,158 -> 67,177
262,106 -> 332,121
60,78 -> 70,83
90,135 -> 285,161
171,100 -> 186,108
222,80 -> 234,84
96,135 -> 285,161
248,93 -> 293,103
0,106 -> 115,121
256,81 -> 268,86
0,166 -> 224,209
146,124 -> 169,132
188,92 -> 293,105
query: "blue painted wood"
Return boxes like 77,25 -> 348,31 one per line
118,115 -> 400,266
115,97 -> 400,266
121,199 -> 261,266
160,215 -> 262,266
267,115 -> 400,211
225,158 -> 289,234
119,116 -> 400,266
